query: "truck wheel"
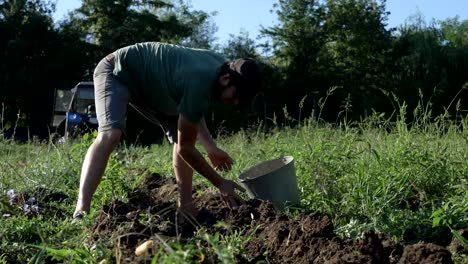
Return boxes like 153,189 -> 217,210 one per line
56,120 -> 66,137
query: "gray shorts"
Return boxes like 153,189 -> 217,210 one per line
93,55 -> 178,143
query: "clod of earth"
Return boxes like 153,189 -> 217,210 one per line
89,173 -> 458,263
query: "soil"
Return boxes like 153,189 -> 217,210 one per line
90,173 -> 463,263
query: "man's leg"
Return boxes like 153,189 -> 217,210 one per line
74,129 -> 122,217
73,53 -> 129,218
172,143 -> 198,216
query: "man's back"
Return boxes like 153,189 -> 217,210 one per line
113,42 -> 226,122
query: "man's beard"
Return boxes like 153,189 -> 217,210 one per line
211,83 -> 224,102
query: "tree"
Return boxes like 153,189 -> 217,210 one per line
439,17 -> 468,116
261,0 -> 393,122
388,14 -> 468,120
264,0 -> 326,74
180,9 -> 218,49
317,0 -> 392,119
261,0 -> 327,121
66,0 -> 215,53
439,16 -> 468,49
0,0 -> 60,131
221,30 -> 259,60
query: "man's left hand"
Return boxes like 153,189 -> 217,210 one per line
217,179 -> 245,208
207,147 -> 233,172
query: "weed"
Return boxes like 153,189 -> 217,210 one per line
0,93 -> 467,262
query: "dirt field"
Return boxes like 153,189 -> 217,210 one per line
90,173 -> 464,263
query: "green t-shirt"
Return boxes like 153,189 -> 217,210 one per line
113,42 -> 226,123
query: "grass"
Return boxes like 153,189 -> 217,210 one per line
0,106 -> 467,263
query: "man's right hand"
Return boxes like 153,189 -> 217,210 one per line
177,114 -> 244,209
208,147 -> 234,172
217,179 -> 245,208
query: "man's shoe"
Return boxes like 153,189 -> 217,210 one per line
71,211 -> 87,224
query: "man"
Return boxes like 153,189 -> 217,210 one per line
73,42 -> 262,221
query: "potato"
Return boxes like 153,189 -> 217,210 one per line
135,240 -> 154,256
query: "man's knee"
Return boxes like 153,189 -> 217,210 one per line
172,144 -> 185,167
96,129 -> 122,146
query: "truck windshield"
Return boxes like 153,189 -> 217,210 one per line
76,88 -> 95,113
54,90 -> 73,112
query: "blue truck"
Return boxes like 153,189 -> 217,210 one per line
51,81 -> 98,140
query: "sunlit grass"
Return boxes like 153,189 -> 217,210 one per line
0,107 -> 467,263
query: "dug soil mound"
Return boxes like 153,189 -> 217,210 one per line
91,173 -> 459,264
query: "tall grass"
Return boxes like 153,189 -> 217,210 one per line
0,98 -> 467,263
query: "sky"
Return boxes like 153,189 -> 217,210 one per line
53,0 -> 468,44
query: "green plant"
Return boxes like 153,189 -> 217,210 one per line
148,240 -> 204,263
0,96 -> 467,262
30,245 -> 96,264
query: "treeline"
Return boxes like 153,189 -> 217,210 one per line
0,0 -> 467,141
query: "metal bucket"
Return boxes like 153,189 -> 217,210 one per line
239,156 -> 300,209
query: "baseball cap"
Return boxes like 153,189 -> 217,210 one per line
229,58 -> 263,109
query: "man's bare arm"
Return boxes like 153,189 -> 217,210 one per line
176,114 -> 223,187
197,117 -> 234,171
197,117 -> 217,152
